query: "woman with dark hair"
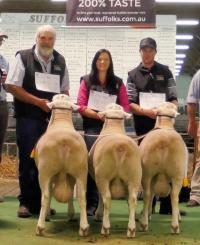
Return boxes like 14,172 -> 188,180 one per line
77,49 -> 129,216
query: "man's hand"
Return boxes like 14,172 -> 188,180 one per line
36,99 -> 51,113
142,108 -> 157,119
188,120 -> 197,138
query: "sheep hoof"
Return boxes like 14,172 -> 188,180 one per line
36,226 -> 45,236
94,213 -> 103,222
68,213 -> 76,222
139,223 -> 148,232
79,227 -> 89,237
101,226 -> 110,236
127,228 -> 136,238
171,225 -> 180,234
45,216 -> 50,222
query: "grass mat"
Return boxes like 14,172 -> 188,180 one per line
0,197 -> 199,245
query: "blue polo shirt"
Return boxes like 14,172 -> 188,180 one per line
187,70 -> 200,103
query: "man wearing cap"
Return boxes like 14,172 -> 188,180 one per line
126,37 -> 180,215
0,32 -> 9,202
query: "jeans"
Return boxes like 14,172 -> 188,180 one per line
16,117 -> 48,213
84,128 -> 101,209
0,101 -> 8,156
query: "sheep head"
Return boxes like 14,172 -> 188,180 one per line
98,103 -> 131,119
47,94 -> 79,111
156,102 -> 179,118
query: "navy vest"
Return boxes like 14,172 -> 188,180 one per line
81,74 -> 123,131
14,46 -> 65,120
128,61 -> 175,135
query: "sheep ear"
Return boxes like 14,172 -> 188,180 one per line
71,103 -> 80,111
124,112 -> 132,119
46,102 -> 54,109
175,111 -> 180,117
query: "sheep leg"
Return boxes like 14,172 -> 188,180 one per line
140,178 -> 151,232
148,183 -> 155,220
36,175 -> 51,236
68,196 -> 75,221
170,181 -> 181,234
127,183 -> 137,238
96,178 -> 111,236
76,177 -> 89,237
45,184 -> 53,221
68,178 -> 76,221
95,193 -> 103,221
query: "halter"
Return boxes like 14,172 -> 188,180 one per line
105,117 -> 124,120
156,114 -> 176,119
51,107 -> 72,111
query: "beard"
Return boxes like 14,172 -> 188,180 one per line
38,45 -> 53,58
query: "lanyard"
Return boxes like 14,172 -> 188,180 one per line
41,61 -> 48,73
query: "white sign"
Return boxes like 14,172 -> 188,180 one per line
88,90 -> 117,111
35,72 -> 60,93
139,92 -> 166,109
0,13 -> 176,102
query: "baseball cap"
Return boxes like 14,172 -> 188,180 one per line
140,37 -> 157,50
0,32 -> 8,39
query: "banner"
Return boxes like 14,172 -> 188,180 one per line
66,0 -> 155,27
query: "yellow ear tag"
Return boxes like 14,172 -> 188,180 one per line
30,148 -> 36,159
183,177 -> 189,187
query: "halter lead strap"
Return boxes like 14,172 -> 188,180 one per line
105,117 -> 124,120
157,114 -> 175,119
52,107 -> 72,111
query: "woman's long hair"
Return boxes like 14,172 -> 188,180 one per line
89,49 -> 117,90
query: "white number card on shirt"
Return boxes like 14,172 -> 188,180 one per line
139,92 -> 166,109
35,72 -> 60,93
88,90 -> 117,111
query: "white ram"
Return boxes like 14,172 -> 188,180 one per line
35,94 -> 89,237
89,103 -> 142,238
139,102 -> 188,234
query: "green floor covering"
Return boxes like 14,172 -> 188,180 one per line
0,197 -> 199,245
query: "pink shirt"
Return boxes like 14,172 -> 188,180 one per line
77,79 -> 130,113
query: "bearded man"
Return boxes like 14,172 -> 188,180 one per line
6,25 -> 70,218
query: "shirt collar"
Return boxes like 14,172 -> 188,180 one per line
139,61 -> 157,72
